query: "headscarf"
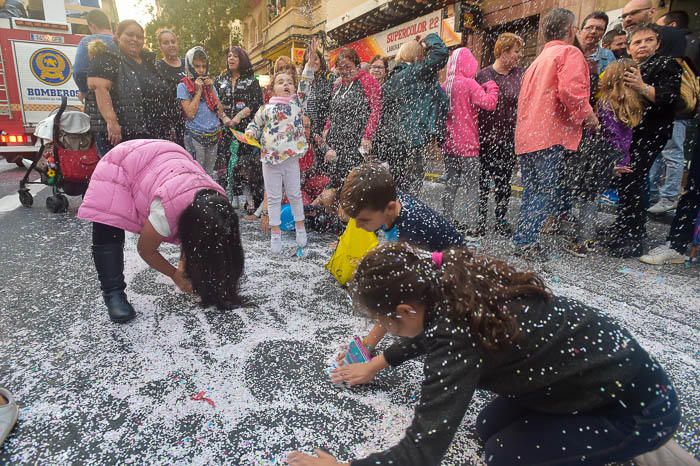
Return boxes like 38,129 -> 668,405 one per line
180,46 -> 220,112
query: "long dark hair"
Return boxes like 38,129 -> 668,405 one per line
227,46 -> 253,77
178,190 -> 245,309
349,243 -> 552,352
303,47 -> 328,75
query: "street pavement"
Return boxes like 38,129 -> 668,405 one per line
0,162 -> 698,465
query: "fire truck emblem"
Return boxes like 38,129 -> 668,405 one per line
30,48 -> 73,86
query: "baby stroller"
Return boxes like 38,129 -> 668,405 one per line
17,96 -> 99,213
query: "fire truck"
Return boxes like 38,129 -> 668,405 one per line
0,1 -> 84,163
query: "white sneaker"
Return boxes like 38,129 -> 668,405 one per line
639,244 -> 685,265
270,231 -> 282,254
647,198 -> 678,214
0,388 -> 19,446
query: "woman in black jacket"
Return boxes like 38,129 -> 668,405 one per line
289,242 -> 681,466
604,24 -> 682,257
303,42 -> 333,142
154,29 -> 185,147
85,20 -> 171,156
215,46 -> 264,212
373,34 -> 449,194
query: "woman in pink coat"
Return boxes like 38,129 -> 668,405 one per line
441,47 -> 499,230
77,139 -> 244,323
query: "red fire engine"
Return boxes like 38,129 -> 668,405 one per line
0,1 -> 84,163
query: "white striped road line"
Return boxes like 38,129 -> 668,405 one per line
0,182 -> 48,212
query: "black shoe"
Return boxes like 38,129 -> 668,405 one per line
92,243 -> 136,323
608,239 -> 644,258
494,220 -> 512,237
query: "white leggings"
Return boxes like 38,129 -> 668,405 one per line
262,157 -> 304,227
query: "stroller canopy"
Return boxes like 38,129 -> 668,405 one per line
35,111 -> 90,142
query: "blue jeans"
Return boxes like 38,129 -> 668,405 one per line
514,146 -> 565,246
649,119 -> 689,200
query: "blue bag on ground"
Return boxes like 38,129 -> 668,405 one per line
280,204 -> 295,231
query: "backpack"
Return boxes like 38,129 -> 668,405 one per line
676,58 -> 700,117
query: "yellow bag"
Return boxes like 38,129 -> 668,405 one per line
325,218 -> 378,285
676,58 -> 700,117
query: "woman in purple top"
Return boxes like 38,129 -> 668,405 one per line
475,33 -> 525,236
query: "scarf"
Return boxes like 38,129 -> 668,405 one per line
182,46 -> 220,112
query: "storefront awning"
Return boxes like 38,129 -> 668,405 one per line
326,0 -> 453,47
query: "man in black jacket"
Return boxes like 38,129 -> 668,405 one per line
622,0 -> 687,58
656,10 -> 700,73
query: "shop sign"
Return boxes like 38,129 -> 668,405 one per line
330,10 -> 442,63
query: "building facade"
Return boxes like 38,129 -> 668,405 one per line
325,0 -> 698,69
242,0 -> 326,81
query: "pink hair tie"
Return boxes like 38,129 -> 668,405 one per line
431,251 -> 444,269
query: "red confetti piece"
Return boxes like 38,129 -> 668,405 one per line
190,390 -> 216,408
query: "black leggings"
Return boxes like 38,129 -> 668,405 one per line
613,136 -> 666,241
477,392 -> 679,465
478,144 -> 516,226
92,222 -> 125,245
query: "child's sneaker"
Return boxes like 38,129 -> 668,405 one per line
0,388 -> 19,446
599,189 -> 619,205
639,244 -> 685,265
270,231 -> 282,254
296,227 -> 307,248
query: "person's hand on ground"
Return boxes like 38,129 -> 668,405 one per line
288,449 -> 346,465
331,361 -> 378,386
172,269 -> 193,293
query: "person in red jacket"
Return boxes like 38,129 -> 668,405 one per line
513,8 -> 599,261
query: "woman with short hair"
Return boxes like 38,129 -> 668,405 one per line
324,48 -> 382,190
374,34 -> 449,194
474,32 -> 525,236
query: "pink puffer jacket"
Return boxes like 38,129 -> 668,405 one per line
442,47 -> 499,158
77,139 -> 225,244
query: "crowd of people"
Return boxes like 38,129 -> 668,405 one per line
2,1 -> 700,465
68,2 -> 700,267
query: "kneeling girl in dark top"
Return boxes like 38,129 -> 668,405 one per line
289,242 -> 680,466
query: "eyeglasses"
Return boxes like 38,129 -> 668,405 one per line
582,25 -> 606,32
620,7 -> 650,20
369,65 -> 386,71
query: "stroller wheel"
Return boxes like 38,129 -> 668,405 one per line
57,194 -> 69,212
18,189 -> 33,207
46,194 -> 68,213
